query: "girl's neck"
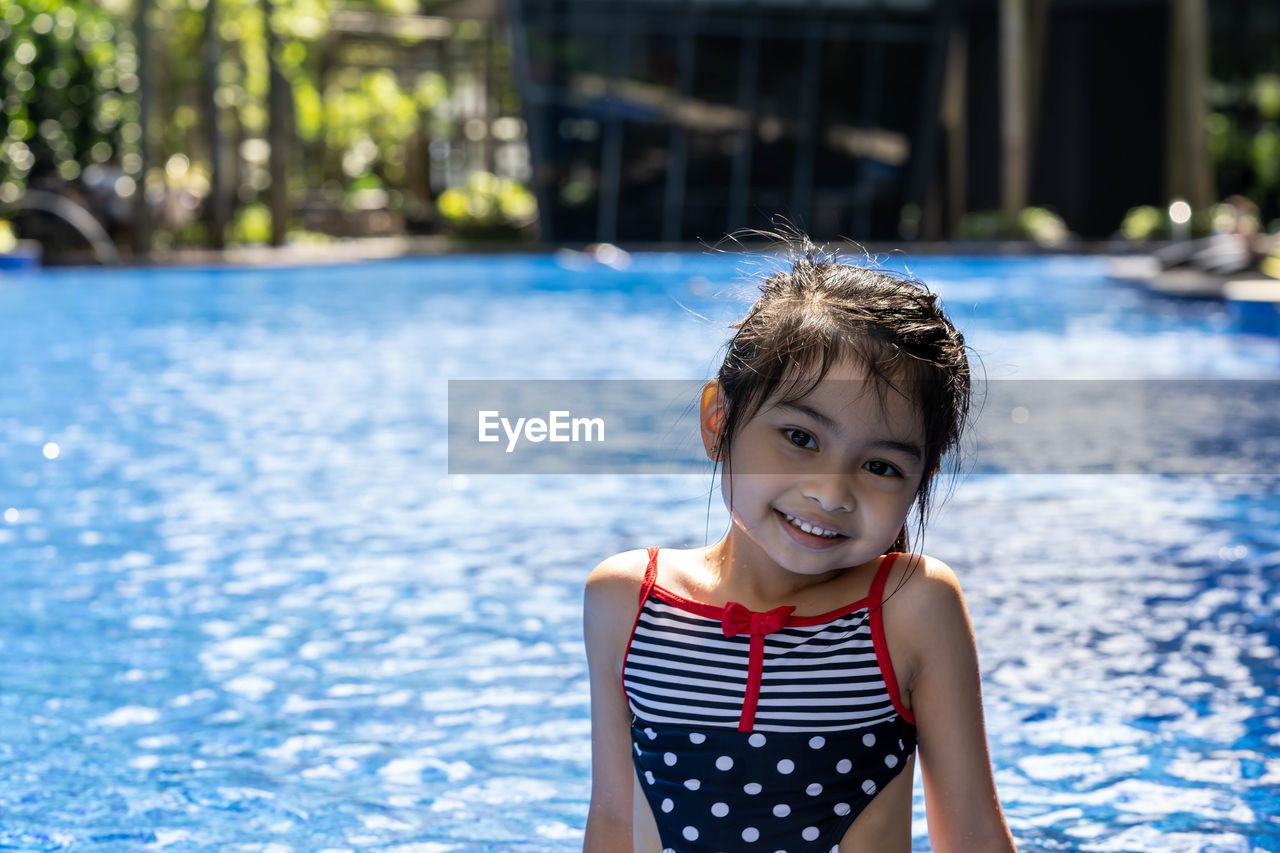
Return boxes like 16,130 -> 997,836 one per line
701,531 -> 856,609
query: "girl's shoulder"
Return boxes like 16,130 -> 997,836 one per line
583,548 -> 652,617
584,545 -> 707,590
885,550 -> 962,588
881,551 -> 970,616
880,552 -> 978,675
582,549 -> 657,663
585,547 -> 653,584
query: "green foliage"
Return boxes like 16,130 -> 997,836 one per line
3,0 -> 535,248
230,201 -> 271,244
1204,71 -> 1280,230
1018,207 -> 1068,246
1119,204 -> 1215,242
0,0 -> 131,204
1120,205 -> 1165,241
956,207 -> 1069,245
437,170 -> 535,237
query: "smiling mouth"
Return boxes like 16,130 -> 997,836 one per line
778,510 -> 846,539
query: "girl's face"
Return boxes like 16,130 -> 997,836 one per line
708,357 -> 928,576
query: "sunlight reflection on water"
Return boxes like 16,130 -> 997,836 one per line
0,255 -> 1277,850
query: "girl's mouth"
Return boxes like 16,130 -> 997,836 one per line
776,510 -> 848,548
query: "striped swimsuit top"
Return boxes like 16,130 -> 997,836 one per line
621,547 -> 916,853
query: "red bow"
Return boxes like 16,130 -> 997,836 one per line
721,601 -> 796,637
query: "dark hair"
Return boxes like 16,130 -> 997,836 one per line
711,235 -> 973,555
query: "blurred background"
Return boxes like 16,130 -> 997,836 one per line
0,0 -> 1277,262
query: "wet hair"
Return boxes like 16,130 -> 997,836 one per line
710,233 -> 973,556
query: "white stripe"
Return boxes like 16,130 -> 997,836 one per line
638,609 -> 726,634
630,706 -> 896,733
633,625 -> 745,654
769,622 -> 871,637
629,701 -> 742,722
754,681 -> 888,695
757,648 -> 880,666
625,597 -> 901,731
625,649 -> 747,679
754,709 -> 896,724
625,668 -> 746,691
629,696 -> 743,719
644,602 -> 722,624
755,693 -> 894,709
627,685 -> 745,708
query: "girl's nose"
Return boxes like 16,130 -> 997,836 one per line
800,475 -> 855,514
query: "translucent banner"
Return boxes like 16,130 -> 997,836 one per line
447,380 -> 1280,475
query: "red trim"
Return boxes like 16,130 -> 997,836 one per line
739,634 -> 765,731
869,552 -> 915,725
619,547 -> 661,699
618,548 -> 915,727
647,581 -> 872,626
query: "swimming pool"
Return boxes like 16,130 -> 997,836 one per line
0,254 -> 1277,851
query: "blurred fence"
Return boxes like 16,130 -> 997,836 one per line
0,0 -> 534,261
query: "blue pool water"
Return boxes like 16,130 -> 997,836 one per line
0,254 -> 1278,851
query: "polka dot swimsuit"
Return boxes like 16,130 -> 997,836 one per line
622,548 -> 917,852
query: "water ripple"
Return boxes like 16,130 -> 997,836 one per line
0,257 -> 1277,850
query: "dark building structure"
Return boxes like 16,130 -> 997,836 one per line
506,0 -> 1279,244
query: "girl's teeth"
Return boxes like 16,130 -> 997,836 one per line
783,513 -> 841,538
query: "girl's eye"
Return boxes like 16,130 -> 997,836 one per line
865,460 -> 902,478
783,429 -> 816,450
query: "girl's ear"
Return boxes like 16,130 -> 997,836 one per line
699,380 -> 727,462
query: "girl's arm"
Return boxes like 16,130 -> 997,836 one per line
582,554 -> 645,853
900,558 -> 1017,853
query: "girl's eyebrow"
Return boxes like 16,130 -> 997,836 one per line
773,401 -> 924,461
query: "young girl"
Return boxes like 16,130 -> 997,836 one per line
582,238 -> 1017,853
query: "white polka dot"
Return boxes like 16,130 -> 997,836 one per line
773,803 -> 791,817
802,827 -> 820,841
716,755 -> 734,771
634,743 -> 641,755
830,847 -> 840,853
661,798 -> 674,813
862,733 -> 876,747
833,802 -> 851,816
861,779 -> 877,795
684,778 -> 701,791
711,802 -> 729,817
683,826 -> 699,841
690,732 -> 706,744
744,782 -> 762,795
776,759 -> 794,775
664,752 -> 677,766
836,759 -> 852,774
645,727 -> 657,740
885,754 -> 898,768
645,771 -> 655,785
808,735 -> 825,749
749,733 -> 767,747
898,739 -> 904,750
806,783 -> 823,796
742,827 -> 760,842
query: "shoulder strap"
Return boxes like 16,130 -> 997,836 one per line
867,550 -> 915,725
620,547 -> 663,701
868,551 -> 899,606
638,546 -> 660,606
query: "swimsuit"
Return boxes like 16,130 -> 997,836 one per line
621,547 -> 916,853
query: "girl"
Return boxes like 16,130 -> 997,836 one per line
583,238 -> 1016,853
